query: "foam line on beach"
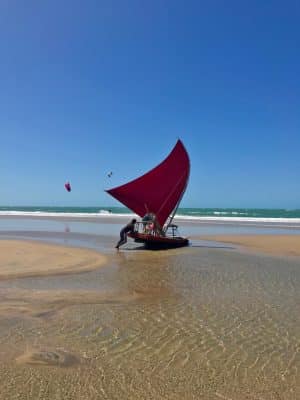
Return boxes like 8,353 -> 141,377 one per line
1,211 -> 300,225
0,211 -> 135,218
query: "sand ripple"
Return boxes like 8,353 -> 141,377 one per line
0,247 -> 299,399
16,349 -> 79,367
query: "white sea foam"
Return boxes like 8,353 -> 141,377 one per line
175,214 -> 300,222
1,211 -> 300,226
0,211 -> 136,218
174,215 -> 300,227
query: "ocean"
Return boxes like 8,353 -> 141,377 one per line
1,206 -> 300,222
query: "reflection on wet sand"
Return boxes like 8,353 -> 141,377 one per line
0,241 -> 299,399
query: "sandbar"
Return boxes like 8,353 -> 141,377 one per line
0,239 -> 107,279
200,234 -> 300,257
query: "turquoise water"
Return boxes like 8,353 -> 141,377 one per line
0,206 -> 300,219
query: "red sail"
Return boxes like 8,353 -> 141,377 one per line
106,140 -> 190,227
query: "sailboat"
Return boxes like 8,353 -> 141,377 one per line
106,139 -> 190,249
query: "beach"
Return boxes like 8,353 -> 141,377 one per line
199,234 -> 300,257
3,0 -> 300,397
0,215 -> 299,399
0,240 -> 107,280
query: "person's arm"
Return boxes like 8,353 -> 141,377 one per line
132,222 -> 137,233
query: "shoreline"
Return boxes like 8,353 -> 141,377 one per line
199,234 -> 300,257
1,232 -> 299,281
1,212 -> 300,227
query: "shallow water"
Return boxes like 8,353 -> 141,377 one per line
0,218 -> 299,399
2,215 -> 300,236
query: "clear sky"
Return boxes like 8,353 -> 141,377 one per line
1,1 -> 299,208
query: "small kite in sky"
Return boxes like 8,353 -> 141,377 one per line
64,182 -> 71,192
107,171 -> 113,178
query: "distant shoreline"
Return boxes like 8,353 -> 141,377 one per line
1,212 -> 300,228
0,206 -> 300,221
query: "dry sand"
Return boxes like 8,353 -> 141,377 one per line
0,239 -> 107,279
199,234 -> 300,257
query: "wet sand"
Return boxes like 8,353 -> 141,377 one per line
0,229 -> 299,399
199,234 -> 300,257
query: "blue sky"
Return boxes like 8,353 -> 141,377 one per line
1,1 -> 299,208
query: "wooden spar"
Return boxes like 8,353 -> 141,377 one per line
163,169 -> 190,233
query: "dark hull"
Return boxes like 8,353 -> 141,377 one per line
129,232 -> 189,249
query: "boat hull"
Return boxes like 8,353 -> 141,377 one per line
129,232 -> 189,249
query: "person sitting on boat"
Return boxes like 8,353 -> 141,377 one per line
142,213 -> 155,233
142,213 -> 164,236
115,219 -> 137,249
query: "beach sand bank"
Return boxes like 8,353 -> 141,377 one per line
0,240 -> 107,279
0,229 -> 299,399
199,234 -> 300,257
